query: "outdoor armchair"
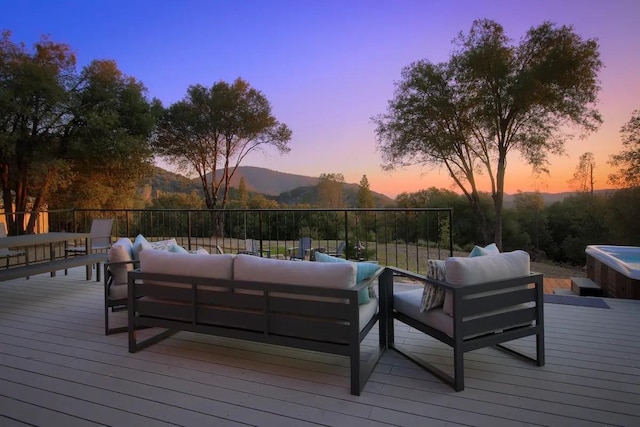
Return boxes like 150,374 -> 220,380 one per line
381,251 -> 545,391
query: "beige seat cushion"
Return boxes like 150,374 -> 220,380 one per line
395,289 -> 453,337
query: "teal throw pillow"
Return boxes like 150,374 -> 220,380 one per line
132,234 -> 152,260
469,243 -> 500,257
314,251 -> 379,304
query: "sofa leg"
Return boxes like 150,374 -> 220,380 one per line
537,332 -> 545,366
453,347 -> 464,392
350,353 -> 361,396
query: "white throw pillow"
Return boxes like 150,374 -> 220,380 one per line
133,234 -> 177,260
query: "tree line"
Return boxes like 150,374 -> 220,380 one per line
395,185 -> 639,265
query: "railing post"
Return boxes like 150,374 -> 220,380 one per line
188,211 -> 192,250
343,210 -> 349,258
258,210 -> 263,256
449,209 -> 454,257
126,210 -> 130,238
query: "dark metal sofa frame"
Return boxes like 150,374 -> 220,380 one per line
127,268 -> 387,395
380,267 -> 545,391
104,259 -> 140,335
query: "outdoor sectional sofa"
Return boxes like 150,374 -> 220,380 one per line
126,249 -> 386,395
108,240 -> 545,394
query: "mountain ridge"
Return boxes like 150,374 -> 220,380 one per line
148,165 -> 602,207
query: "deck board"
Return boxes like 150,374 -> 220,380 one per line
1,268 -> 639,426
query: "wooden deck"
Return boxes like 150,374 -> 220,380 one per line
543,277 -> 571,294
1,268 -> 639,426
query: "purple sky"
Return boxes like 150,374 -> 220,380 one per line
4,0 -> 640,197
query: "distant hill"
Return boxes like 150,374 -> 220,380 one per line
145,166 -> 396,207
214,166 -> 318,196
275,184 -> 396,207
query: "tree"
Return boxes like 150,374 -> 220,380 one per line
609,109 -> 640,188
604,187 -> 640,245
511,191 -> 552,254
568,152 -> 596,194
316,173 -> 344,208
0,30 -> 157,234
149,191 -> 204,209
238,177 -> 249,209
356,175 -> 375,208
154,78 -> 292,211
373,19 -> 602,249
545,193 -> 609,264
248,193 -> 279,209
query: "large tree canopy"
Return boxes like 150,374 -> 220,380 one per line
317,172 -> 345,208
609,109 -> 640,188
0,30 -> 158,233
373,19 -> 602,248
154,78 -> 292,210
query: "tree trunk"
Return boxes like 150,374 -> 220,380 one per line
493,151 -> 507,250
1,164 -> 16,235
470,190 -> 491,244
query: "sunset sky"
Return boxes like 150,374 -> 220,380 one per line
4,0 -> 640,198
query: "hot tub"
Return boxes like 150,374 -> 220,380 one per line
585,245 -> 640,299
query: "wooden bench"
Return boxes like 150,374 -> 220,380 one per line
0,253 -> 107,282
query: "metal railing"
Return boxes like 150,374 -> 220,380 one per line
6,208 -> 454,275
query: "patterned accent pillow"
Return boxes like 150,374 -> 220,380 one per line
133,235 -> 178,260
420,259 -> 446,312
149,238 -> 177,251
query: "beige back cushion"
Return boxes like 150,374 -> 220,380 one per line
139,249 -> 235,280
108,239 -> 134,286
443,250 -> 531,315
445,250 -> 530,285
233,254 -> 356,289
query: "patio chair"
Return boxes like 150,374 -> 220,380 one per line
326,241 -> 346,258
240,239 -> 271,257
65,219 -> 113,281
381,250 -> 545,391
0,223 -> 28,269
290,237 -> 313,260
